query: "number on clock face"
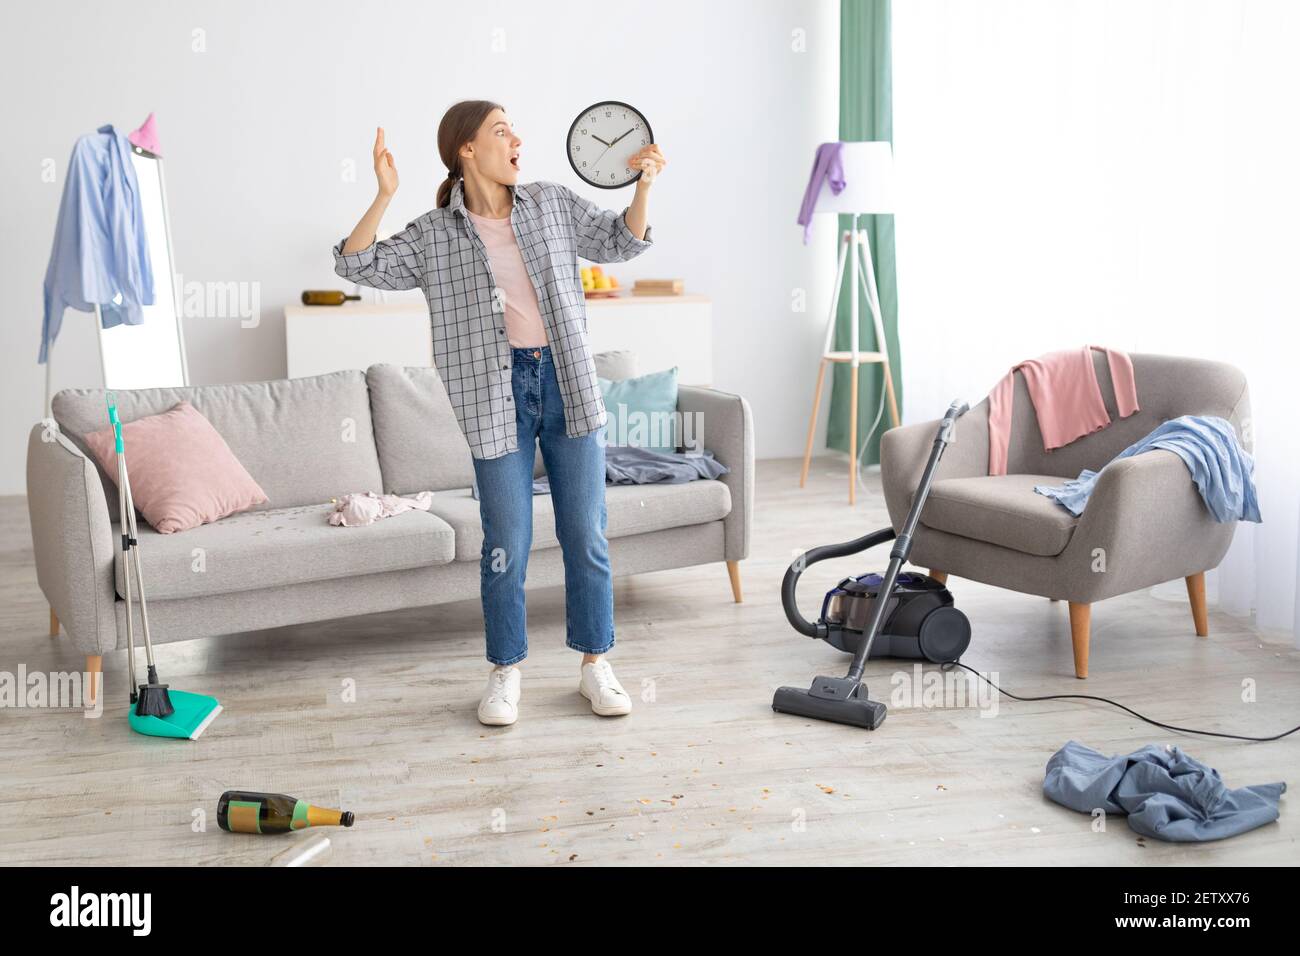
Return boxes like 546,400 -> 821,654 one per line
566,101 -> 654,189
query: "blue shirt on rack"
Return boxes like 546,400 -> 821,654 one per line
39,124 -> 155,364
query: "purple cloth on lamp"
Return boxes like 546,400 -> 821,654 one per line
797,142 -> 845,244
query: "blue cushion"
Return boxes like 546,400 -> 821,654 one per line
598,366 -> 679,454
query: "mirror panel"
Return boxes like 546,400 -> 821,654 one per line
97,150 -> 187,390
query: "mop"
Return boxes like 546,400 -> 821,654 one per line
108,396 -> 222,740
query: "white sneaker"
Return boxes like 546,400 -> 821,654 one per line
477,666 -> 521,726
579,659 -> 632,717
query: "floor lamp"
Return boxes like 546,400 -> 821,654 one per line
799,141 -> 901,505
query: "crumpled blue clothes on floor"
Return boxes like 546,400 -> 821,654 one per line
1044,740 -> 1286,842
1034,415 -> 1261,522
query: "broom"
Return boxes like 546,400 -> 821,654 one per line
108,396 -> 222,738
108,400 -> 172,716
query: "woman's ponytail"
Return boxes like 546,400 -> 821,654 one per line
436,171 -> 459,209
435,99 -> 505,208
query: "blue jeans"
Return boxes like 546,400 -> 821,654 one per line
472,345 -> 615,666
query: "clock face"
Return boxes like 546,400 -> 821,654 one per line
566,101 -> 654,189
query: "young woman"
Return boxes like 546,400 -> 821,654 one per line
334,100 -> 666,727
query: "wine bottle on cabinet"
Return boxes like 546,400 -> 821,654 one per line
301,290 -> 361,305
217,790 -> 355,834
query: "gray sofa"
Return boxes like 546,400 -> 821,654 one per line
881,352 -> 1249,678
28,351 -> 753,686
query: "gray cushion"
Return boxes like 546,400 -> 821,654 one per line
367,351 -> 643,495
113,501 -> 456,600
366,364 -> 476,493
593,349 -> 638,381
426,479 -> 733,562
920,474 -> 1079,557
53,371 -> 384,522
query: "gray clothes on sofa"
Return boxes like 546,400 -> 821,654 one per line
1044,740 -> 1286,842
471,446 -> 731,499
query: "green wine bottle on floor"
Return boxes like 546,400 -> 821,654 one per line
218,790 -> 355,835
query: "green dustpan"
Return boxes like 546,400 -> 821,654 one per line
127,690 -> 224,740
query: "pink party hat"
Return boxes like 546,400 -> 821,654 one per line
128,112 -> 162,155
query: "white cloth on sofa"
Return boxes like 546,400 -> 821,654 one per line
328,491 -> 434,527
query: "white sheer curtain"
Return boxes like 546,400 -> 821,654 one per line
890,0 -> 1300,644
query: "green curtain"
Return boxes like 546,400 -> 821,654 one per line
825,0 -> 901,466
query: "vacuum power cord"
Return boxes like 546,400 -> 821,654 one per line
942,661 -> 1300,743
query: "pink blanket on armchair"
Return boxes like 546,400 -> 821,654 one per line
987,346 -> 1140,476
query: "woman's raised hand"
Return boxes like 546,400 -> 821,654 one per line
627,143 -> 667,185
374,127 -> 399,199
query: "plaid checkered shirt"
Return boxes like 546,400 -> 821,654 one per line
333,179 -> 653,459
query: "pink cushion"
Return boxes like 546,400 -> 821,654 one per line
83,401 -> 268,534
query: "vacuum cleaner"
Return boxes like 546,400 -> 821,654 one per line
773,399 -> 971,729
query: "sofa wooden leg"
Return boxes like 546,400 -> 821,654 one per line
49,607 -> 60,637
1068,602 -> 1091,679
1186,572 -> 1209,637
85,654 -> 102,707
928,569 -> 948,586
726,560 -> 743,603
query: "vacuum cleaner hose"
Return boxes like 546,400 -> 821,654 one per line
782,528 -> 896,638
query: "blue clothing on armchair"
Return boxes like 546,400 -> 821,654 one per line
1034,415 -> 1261,522
39,124 -> 155,364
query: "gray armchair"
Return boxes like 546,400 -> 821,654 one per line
880,353 -> 1250,678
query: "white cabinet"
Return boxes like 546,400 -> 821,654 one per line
284,302 -> 431,379
583,295 -> 713,386
284,295 -> 714,384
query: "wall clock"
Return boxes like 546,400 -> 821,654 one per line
566,100 -> 654,189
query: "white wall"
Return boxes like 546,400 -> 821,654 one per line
892,0 -> 1300,639
0,0 -> 841,495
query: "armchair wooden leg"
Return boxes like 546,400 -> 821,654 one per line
928,569 -> 948,585
1186,572 -> 1209,637
49,607 -> 60,637
726,560 -> 743,603
1068,602 -> 1091,679
85,654 -> 102,707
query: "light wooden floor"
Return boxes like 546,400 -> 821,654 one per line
2,458 -> 1296,866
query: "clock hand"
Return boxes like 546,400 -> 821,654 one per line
589,142 -> 613,170
609,128 -> 635,147
591,135 -> 611,147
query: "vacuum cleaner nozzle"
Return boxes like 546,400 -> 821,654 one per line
772,676 -> 887,730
